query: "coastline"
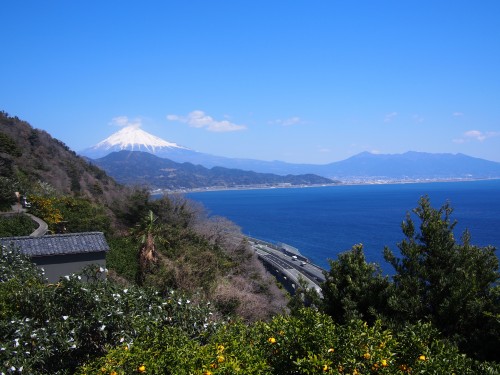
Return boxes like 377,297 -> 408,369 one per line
151,177 -> 500,195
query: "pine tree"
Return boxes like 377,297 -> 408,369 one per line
384,196 -> 500,360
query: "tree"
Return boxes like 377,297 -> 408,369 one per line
321,244 -> 390,324
384,196 -> 500,360
132,210 -> 166,285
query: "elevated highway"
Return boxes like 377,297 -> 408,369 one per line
248,238 -> 326,296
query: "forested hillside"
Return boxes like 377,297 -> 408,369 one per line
0,111 -> 125,208
0,111 -> 288,321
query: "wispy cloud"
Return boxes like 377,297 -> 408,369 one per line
453,130 -> 499,143
452,112 -> 464,117
384,112 -> 398,123
269,117 -> 302,126
109,116 -> 142,129
413,114 -> 424,123
167,110 -> 246,132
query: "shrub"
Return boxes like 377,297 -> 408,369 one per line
0,214 -> 37,237
76,308 -> 500,375
0,248 -> 217,374
28,195 -> 111,233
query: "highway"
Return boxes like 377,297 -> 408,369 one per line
248,238 -> 326,296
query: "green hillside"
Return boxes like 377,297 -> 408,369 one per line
0,111 -> 288,320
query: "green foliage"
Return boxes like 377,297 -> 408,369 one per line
287,276 -> 322,315
106,236 -> 140,282
383,196 -> 500,360
55,196 -> 111,233
76,326 -> 201,375
28,195 -> 111,233
0,244 -> 45,284
0,245 -> 46,320
3,246 -> 500,374
113,188 -> 151,227
321,244 -> 390,324
0,131 -> 22,157
0,111 -> 127,208
78,308 -> 500,375
0,247 -> 216,374
0,214 -> 37,236
0,177 -> 18,211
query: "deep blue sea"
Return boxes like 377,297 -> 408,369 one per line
186,180 -> 500,275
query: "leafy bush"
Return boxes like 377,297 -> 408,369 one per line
3,246 -> 499,374
28,195 -> 111,233
0,248 -> 217,374
0,214 -> 37,237
78,308 -> 500,375
106,236 -> 140,282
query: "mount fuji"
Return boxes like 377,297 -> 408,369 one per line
80,126 -> 500,181
80,126 -> 338,189
80,126 -> 190,158
80,126 -> 309,174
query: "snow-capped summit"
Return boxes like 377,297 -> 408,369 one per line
95,125 -> 186,152
80,125 -> 189,159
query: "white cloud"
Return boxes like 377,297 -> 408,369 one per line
465,130 -> 487,141
269,117 -> 302,126
109,116 -> 142,129
384,112 -> 398,123
317,146 -> 331,153
452,112 -> 464,117
167,110 -> 246,132
453,129 -> 499,143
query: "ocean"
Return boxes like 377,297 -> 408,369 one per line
185,180 -> 500,275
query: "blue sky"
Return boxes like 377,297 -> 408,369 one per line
1,1 -> 499,163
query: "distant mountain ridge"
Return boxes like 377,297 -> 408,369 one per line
315,151 -> 500,181
81,126 -> 500,181
91,151 -> 337,190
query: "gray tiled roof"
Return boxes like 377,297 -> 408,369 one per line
0,232 -> 109,257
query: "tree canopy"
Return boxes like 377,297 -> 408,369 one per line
320,196 -> 500,361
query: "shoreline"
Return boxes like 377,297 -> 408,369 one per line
151,177 -> 500,195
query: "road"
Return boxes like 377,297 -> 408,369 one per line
248,238 -> 326,296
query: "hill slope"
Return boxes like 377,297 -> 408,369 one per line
91,150 -> 337,190
0,111 -> 126,206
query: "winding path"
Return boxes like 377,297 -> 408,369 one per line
2,203 -> 49,237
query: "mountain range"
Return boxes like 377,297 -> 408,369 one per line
81,126 -> 500,184
91,151 -> 337,190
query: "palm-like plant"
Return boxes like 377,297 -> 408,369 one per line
132,210 -> 166,284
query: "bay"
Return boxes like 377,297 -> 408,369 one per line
186,180 -> 500,275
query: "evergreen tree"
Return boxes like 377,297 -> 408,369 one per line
384,196 -> 500,360
321,244 -> 389,324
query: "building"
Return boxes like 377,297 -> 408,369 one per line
0,232 -> 109,282
279,243 -> 309,262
